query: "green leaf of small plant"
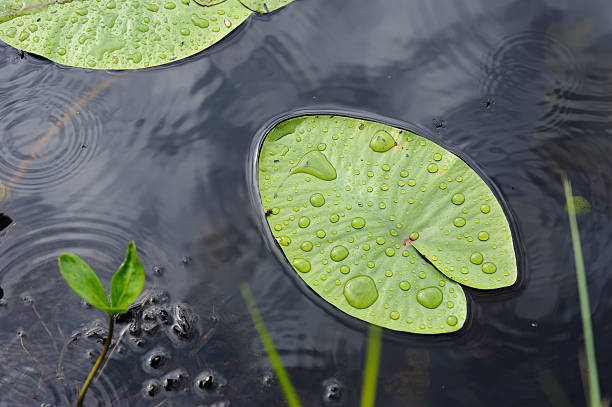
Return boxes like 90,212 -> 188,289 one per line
0,0 -> 294,70
257,115 -> 518,334
58,253 -> 111,313
110,241 -> 145,312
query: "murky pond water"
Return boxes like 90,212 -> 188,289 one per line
1,0 -> 612,405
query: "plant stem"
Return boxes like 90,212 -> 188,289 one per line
562,176 -> 601,407
360,325 -> 382,407
77,314 -> 114,407
240,283 -> 301,407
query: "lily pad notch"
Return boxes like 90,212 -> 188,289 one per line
0,0 -> 295,70
256,114 -> 518,334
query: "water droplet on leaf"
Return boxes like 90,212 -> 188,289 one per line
369,130 -> 395,152
481,262 -> 497,274
290,151 -> 337,181
351,217 -> 365,229
330,245 -> 349,262
310,193 -> 325,207
416,287 -> 443,309
451,193 -> 465,205
469,252 -> 483,265
292,258 -> 311,273
343,276 -> 379,309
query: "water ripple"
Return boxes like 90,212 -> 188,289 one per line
0,76 -> 117,196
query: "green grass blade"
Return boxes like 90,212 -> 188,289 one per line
240,284 -> 301,407
562,176 -> 601,407
360,325 -> 382,407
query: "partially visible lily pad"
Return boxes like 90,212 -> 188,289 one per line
257,115 -> 518,334
0,0 -> 293,69
239,0 -> 293,13
194,0 -> 227,5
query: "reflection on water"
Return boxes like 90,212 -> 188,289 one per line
1,0 -> 612,405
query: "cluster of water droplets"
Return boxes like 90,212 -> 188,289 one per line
0,0 -> 252,68
258,116 -> 495,332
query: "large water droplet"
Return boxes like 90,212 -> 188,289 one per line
390,311 -> 400,320
292,258 -> 311,273
343,276 -> 379,309
277,236 -> 291,246
301,241 -> 313,252
90,32 -> 125,61
298,216 -> 310,228
453,217 -> 466,227
290,150 -> 337,180
470,252 -> 483,265
480,204 -> 490,213
416,287 -> 443,309
330,245 -> 349,262
427,163 -> 438,173
310,193 -> 325,207
369,130 -> 395,152
481,262 -> 497,274
191,14 -> 209,28
478,231 -> 489,241
447,315 -> 458,326
399,281 -> 411,291
451,193 -> 465,205
351,217 -> 365,229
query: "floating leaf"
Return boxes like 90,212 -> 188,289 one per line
58,253 -> 111,313
239,0 -> 293,13
110,241 -> 145,312
0,0 -> 293,69
257,115 -> 517,333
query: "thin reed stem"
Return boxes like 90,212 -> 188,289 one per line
562,176 -> 601,407
240,283 -> 301,407
360,325 -> 382,407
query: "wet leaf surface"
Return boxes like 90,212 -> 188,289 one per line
0,0 -> 294,69
258,115 -> 517,333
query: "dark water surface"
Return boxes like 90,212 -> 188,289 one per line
2,0 -> 612,405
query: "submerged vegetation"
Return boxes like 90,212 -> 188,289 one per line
58,241 -> 145,407
241,282 -> 383,407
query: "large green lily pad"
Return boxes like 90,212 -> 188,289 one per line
0,0 -> 293,69
257,115 -> 517,334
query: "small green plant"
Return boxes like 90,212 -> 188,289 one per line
58,241 -> 145,407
